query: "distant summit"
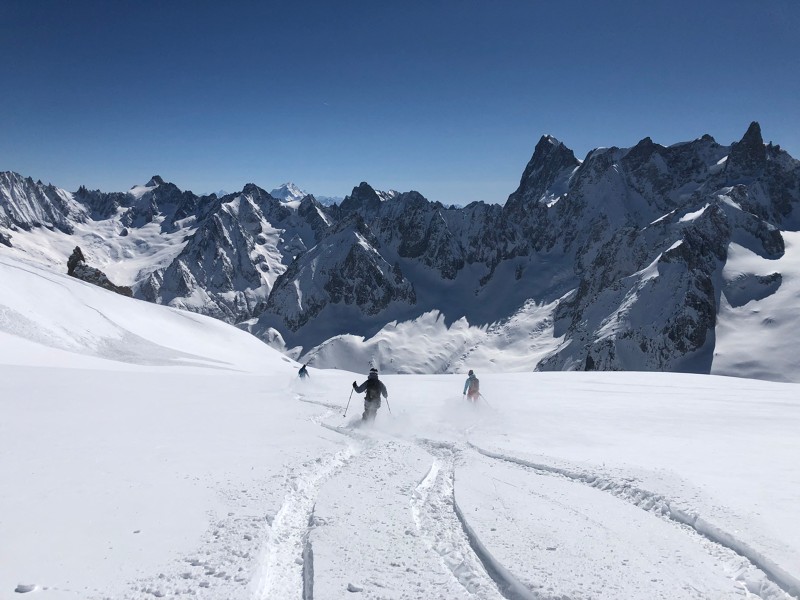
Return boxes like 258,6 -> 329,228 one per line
270,182 -> 343,206
270,182 -> 307,203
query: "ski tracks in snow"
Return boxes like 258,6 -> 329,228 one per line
250,444 -> 356,600
411,454 -> 504,599
467,442 -> 798,600
249,393 -> 365,600
255,391 -> 797,600
412,440 -> 539,600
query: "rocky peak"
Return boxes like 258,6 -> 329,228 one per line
505,135 -> 580,212
146,175 -> 165,187
340,182 -> 384,213
740,121 -> 764,147
726,121 -> 766,178
528,135 -> 580,175
241,183 -> 271,199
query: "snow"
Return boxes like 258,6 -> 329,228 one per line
2,255 -> 800,599
303,302 -> 561,374
678,203 -> 709,222
270,182 -> 307,204
2,209 -> 193,286
713,231 -> 800,382
128,183 -> 159,200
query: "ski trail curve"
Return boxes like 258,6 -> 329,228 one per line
250,445 -> 355,600
469,442 -> 798,600
411,441 -> 539,600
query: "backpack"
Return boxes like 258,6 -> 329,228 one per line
365,378 -> 382,401
468,377 -> 479,394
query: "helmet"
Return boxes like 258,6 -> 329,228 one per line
369,367 -> 378,374
468,369 -> 474,376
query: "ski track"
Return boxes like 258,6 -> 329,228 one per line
297,396 -> 346,412
468,442 -> 799,600
250,444 -> 356,600
411,439 -> 539,600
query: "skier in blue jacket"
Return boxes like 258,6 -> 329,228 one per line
463,369 -> 479,402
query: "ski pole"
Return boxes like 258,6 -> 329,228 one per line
384,395 -> 392,415
343,388 -> 354,417
479,393 -> 493,408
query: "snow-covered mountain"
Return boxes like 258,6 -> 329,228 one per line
270,182 -> 343,206
2,122 -> 799,381
270,182 -> 308,203
2,254 -> 799,599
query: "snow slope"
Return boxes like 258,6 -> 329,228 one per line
713,231 -> 800,381
1,256 -> 799,599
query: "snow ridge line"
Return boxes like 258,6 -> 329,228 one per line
412,440 -> 541,600
468,442 -> 800,600
250,445 -> 355,600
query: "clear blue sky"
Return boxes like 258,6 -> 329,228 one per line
2,0 -> 798,204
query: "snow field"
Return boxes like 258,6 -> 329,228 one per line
311,436 -> 477,599
2,256 -> 800,599
714,231 -> 800,382
457,448 -> 784,599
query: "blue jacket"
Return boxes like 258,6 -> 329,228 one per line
463,374 -> 479,395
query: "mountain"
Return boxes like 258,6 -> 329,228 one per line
270,182 -> 343,206
1,122 -> 799,381
270,182 -> 308,203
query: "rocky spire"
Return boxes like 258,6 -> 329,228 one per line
505,135 -> 579,211
726,121 -> 766,178
340,182 -> 383,213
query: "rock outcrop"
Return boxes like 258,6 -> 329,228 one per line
67,246 -> 133,297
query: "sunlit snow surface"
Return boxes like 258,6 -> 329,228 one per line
713,231 -> 800,382
1,257 -> 799,599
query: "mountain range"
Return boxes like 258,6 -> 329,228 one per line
1,122 -> 798,381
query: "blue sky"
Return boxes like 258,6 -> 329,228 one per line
2,0 -> 798,204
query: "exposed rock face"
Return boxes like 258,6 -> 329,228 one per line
523,124 -> 798,373
67,246 -> 133,297
137,184 -> 326,323
265,217 -> 417,330
0,171 -> 86,232
505,135 -> 580,215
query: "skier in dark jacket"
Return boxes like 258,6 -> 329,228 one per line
298,364 -> 310,379
352,367 -> 388,422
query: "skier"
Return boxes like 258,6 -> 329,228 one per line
352,367 -> 388,422
298,364 -> 310,379
463,369 -> 479,402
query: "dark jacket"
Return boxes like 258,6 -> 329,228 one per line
353,372 -> 388,402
